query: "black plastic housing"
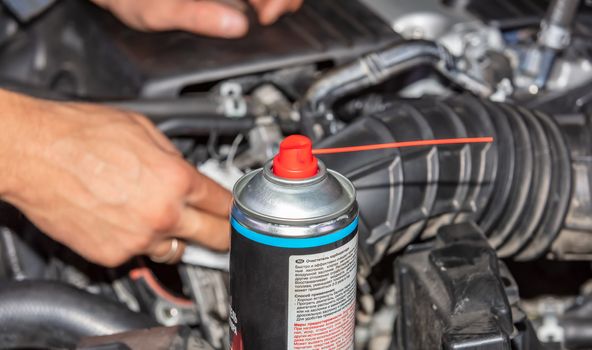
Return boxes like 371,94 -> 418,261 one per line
394,222 -> 543,350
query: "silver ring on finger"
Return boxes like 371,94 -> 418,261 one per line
149,238 -> 180,264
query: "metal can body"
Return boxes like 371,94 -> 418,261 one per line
229,161 -> 358,350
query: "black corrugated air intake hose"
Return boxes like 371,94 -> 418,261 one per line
0,280 -> 158,348
316,94 -> 591,269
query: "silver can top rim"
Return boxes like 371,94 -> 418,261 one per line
232,160 -> 357,226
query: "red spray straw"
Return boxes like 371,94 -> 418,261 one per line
311,137 -> 494,155
273,135 -> 494,179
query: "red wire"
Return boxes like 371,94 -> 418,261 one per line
130,267 -> 194,307
311,137 -> 494,155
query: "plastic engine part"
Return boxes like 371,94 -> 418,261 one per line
395,222 -> 542,350
319,94 -> 591,268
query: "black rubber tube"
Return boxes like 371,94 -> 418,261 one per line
104,95 -> 254,122
108,98 -> 222,118
302,40 -> 454,116
157,117 -> 255,137
300,40 -> 457,139
0,281 -> 157,349
318,94 -> 581,267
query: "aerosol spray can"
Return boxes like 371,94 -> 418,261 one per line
229,135 -> 358,350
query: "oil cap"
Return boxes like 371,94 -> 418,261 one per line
273,135 -> 318,179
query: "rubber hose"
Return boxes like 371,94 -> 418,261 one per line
158,117 -> 255,136
300,40 -> 456,138
318,94 -> 588,267
0,280 -> 157,349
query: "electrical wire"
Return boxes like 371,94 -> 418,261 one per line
129,266 -> 194,307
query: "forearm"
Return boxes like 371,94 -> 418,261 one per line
0,89 -> 32,199
0,89 -> 60,205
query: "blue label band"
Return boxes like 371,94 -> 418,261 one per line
231,217 -> 358,249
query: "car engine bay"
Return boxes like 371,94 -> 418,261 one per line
0,0 -> 592,349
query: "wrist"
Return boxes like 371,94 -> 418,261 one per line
0,90 -> 42,200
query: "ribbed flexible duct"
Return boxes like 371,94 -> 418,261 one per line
318,94 -> 591,267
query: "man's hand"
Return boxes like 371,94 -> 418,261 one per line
90,0 -> 303,38
0,90 -> 232,267
250,0 -> 303,25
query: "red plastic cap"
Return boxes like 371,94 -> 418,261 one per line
273,135 -> 319,179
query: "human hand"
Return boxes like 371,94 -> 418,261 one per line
90,0 -> 303,38
0,90 -> 231,267
249,0 -> 303,25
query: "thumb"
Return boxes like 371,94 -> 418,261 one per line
163,0 -> 249,38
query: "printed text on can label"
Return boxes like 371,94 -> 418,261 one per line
287,234 -> 357,350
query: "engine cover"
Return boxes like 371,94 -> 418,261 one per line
0,0 -> 399,98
